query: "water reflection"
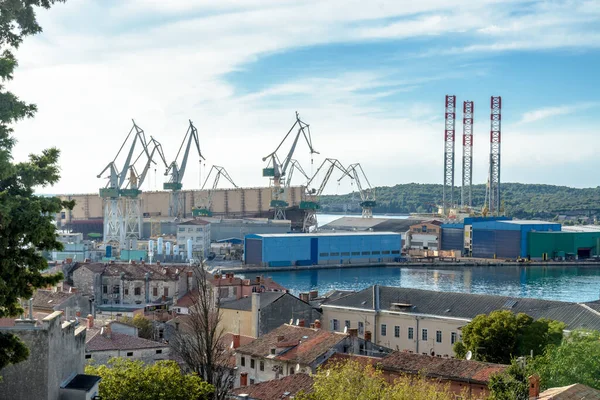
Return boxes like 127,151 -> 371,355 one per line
243,265 -> 600,303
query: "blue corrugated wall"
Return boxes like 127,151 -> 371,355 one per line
441,228 -> 464,251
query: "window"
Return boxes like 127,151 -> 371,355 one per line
382,250 -> 391,255
422,329 -> 428,341
436,330 -> 442,343
85,354 -> 91,359
250,379 -> 255,385
156,349 -> 162,354
112,285 -> 119,294
233,287 -> 238,296
164,287 -> 169,297
332,319 -> 339,331
358,321 -> 364,335
127,352 -> 134,357
196,227 -> 203,232
391,250 -> 400,254
422,225 -> 428,232
408,327 -> 414,340
372,251 -> 381,255
241,357 -> 245,367
394,326 -> 400,338
134,287 -> 141,296
361,251 -> 370,256
153,287 -> 158,297
270,348 -> 276,355
289,368 -> 294,375
451,332 -> 457,345
124,288 -> 129,296
219,288 -> 229,298
330,252 -> 340,256
345,320 -> 351,329
319,252 -> 329,257
259,361 -> 264,371
188,228 -> 194,232
250,359 -> 255,369
351,251 -> 360,256
196,237 -> 202,241
102,285 -> 108,294
381,324 -> 387,336
341,252 -> 350,256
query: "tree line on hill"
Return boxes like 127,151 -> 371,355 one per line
320,183 -> 600,219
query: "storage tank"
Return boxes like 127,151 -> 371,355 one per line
187,239 -> 193,261
157,237 -> 164,255
165,241 -> 172,256
173,244 -> 180,256
148,240 -> 155,256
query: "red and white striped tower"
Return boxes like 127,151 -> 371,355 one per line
461,101 -> 474,210
442,95 -> 456,216
488,96 -> 502,215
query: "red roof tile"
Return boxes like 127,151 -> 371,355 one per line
230,374 -> 314,399
539,383 -> 600,399
85,329 -> 168,352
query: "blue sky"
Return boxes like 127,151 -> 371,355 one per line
8,0 -> 600,194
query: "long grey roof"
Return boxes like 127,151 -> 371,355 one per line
320,217 -> 424,233
324,286 -> 600,331
220,292 -> 286,311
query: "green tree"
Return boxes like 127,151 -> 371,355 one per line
530,330 -> 600,390
296,360 -> 459,400
85,358 -> 214,400
488,360 -> 530,400
119,314 -> 153,339
453,311 -> 564,364
0,0 -> 72,373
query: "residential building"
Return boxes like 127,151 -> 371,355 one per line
220,292 -> 321,338
84,315 -> 169,365
0,309 -> 100,400
406,220 -> 443,250
229,374 -> 314,399
234,322 -> 392,387
321,285 -> 600,357
177,219 -> 211,259
32,287 -> 92,318
72,262 -> 194,309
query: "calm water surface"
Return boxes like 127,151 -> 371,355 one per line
246,265 -> 600,303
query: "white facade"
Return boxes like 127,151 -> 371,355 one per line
235,354 -> 309,387
177,222 -> 211,259
85,346 -> 170,365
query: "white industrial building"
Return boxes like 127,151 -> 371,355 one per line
177,219 -> 211,259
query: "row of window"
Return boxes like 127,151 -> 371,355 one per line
319,250 -> 400,257
103,286 -> 169,297
84,349 -> 163,360
178,227 -> 207,232
240,357 -> 295,375
331,319 -> 458,345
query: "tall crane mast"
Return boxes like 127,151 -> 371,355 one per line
338,163 -> 376,218
301,158 -> 351,232
262,112 -> 318,220
164,120 -> 205,218
97,120 -> 150,247
192,166 -> 237,217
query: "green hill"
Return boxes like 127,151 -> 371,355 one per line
319,183 -> 600,220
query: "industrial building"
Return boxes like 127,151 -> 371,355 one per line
244,232 -> 402,267
528,230 -> 600,260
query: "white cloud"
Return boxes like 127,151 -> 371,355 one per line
520,103 -> 599,124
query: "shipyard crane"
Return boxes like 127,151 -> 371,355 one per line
164,120 -> 205,218
301,158 -> 351,232
262,112 -> 318,220
338,163 -> 376,218
193,166 -> 238,217
286,159 -> 311,189
97,120 -> 151,247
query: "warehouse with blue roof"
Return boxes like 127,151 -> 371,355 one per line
244,232 -> 402,267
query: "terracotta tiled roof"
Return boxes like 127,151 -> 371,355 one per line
85,329 -> 168,352
379,351 -> 508,384
174,290 -> 198,308
32,289 -> 74,311
538,383 -> 600,399
236,324 -> 347,366
230,374 -> 314,399
221,332 -> 255,368
0,312 -> 49,328
178,219 -> 210,225
323,353 -> 379,368
78,262 -> 191,281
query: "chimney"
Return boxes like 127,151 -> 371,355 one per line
229,274 -> 233,283
373,284 -> 380,311
69,287 -> 77,293
240,372 -> 248,387
310,323 -> 315,329
156,261 -> 161,266
314,319 -> 321,329
233,334 -> 241,349
309,290 -> 318,300
298,319 -> 305,327
299,293 -> 310,302
256,276 -> 261,284
277,335 -> 285,342
76,311 -> 81,318
101,324 -> 112,339
28,298 -> 33,320
251,292 -> 260,337
87,314 -> 94,329
348,328 -> 358,337
365,331 -> 372,342
528,374 -> 540,399
141,260 -> 145,265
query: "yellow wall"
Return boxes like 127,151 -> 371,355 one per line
220,308 -> 255,338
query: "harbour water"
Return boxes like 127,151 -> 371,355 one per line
254,265 -> 600,303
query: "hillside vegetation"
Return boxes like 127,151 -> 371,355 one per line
319,183 -> 600,220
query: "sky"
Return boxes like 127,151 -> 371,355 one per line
8,0 -> 600,195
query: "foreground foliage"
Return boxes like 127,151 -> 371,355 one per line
0,0 -> 71,372
530,330 -> 600,390
453,310 -> 564,364
488,360 -> 530,400
296,360 -> 459,400
85,358 -> 214,400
